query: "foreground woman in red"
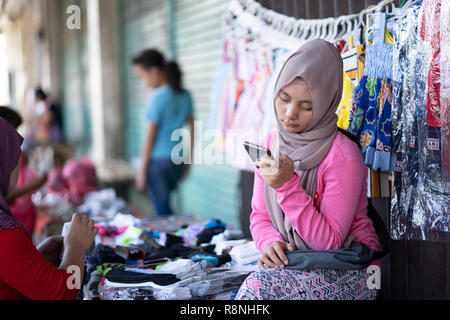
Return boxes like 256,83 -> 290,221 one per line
0,117 -> 98,300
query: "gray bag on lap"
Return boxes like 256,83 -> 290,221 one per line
285,241 -> 375,270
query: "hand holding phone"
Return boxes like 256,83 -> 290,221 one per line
243,141 -> 272,168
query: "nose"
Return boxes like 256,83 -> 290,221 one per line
284,102 -> 298,120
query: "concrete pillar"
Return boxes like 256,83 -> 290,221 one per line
86,0 -> 123,163
39,0 -> 63,103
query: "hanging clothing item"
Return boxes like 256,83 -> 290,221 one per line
441,0 -> 450,171
261,49 -> 291,136
348,13 -> 395,172
420,0 -> 441,128
337,41 -> 365,130
224,42 -> 274,172
390,0 -> 449,241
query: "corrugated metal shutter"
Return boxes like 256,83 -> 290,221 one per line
120,0 -> 169,161
120,0 -> 241,226
61,0 -> 91,157
174,0 -> 241,226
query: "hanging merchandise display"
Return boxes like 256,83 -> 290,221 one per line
442,0 -> 450,175
390,0 -> 449,241
347,12 -> 396,173
210,0 -> 401,196
209,0 -> 448,239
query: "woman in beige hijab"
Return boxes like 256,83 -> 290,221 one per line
235,39 -> 380,300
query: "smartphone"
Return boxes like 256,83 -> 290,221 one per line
243,141 -> 272,167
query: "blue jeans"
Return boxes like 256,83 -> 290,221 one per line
146,158 -> 184,216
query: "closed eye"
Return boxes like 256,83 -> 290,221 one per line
300,102 -> 312,111
278,93 -> 290,103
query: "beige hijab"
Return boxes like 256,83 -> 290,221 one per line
263,39 -> 355,250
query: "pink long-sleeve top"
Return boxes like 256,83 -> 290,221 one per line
250,130 -> 382,269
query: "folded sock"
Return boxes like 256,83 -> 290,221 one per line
100,286 -> 155,300
204,219 -> 226,229
229,241 -> 260,259
196,227 -> 226,245
224,229 -> 245,240
230,254 -> 260,265
96,263 -> 127,276
158,259 -> 207,280
115,246 -> 146,260
88,244 -> 125,267
189,253 -> 231,267
104,268 -> 180,286
158,232 -> 184,247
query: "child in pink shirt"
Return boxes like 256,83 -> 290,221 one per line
251,129 -> 381,267
236,40 -> 380,300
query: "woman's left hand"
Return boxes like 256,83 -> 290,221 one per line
37,235 -> 64,266
255,153 -> 295,189
136,168 -> 147,193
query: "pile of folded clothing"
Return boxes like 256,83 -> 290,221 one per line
157,259 -> 207,280
31,190 -> 74,218
229,241 -> 262,266
45,157 -> 98,206
186,270 -> 252,299
97,266 -> 189,300
81,215 -> 262,300
77,188 -> 128,221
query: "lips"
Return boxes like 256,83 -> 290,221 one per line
285,123 -> 298,127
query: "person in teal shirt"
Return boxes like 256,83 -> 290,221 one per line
132,49 -> 194,216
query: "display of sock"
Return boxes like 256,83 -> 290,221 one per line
196,227 -> 226,245
204,219 -> 226,229
229,241 -> 261,265
104,268 -> 180,286
158,259 -> 207,280
115,246 -> 146,260
99,286 -> 155,300
96,263 -> 127,276
88,244 -> 125,267
189,253 -> 231,267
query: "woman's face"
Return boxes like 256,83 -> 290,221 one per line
134,65 -> 161,88
7,164 -> 19,195
275,78 -> 313,133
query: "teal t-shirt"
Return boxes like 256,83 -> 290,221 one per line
146,86 -> 193,159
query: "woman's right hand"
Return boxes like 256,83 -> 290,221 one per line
64,213 -> 98,253
258,241 -> 296,269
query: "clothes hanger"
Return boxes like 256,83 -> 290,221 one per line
338,17 -> 356,52
298,20 -> 311,43
329,16 -> 341,41
305,21 -> 315,41
291,20 -> 302,39
319,20 -> 327,39
322,18 -> 334,40
311,20 -> 321,40
334,15 -> 351,41
314,21 -> 322,40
